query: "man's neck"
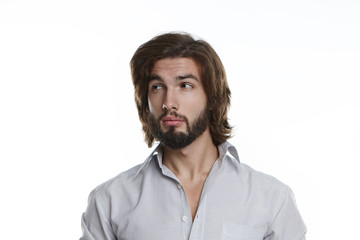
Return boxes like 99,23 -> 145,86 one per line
162,128 -> 219,180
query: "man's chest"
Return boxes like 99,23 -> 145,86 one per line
111,181 -> 270,240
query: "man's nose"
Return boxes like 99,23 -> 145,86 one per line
162,88 -> 178,111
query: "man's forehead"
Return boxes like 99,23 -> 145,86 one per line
150,57 -> 201,76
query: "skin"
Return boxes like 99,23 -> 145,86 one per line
148,58 -> 219,221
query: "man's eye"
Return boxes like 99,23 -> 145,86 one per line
152,84 -> 163,90
181,83 -> 193,89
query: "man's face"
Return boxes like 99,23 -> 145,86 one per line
147,58 -> 210,149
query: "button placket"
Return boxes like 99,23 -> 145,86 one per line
177,183 -> 188,223
176,181 -> 193,239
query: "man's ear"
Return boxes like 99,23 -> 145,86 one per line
143,98 -> 150,112
207,99 -> 214,111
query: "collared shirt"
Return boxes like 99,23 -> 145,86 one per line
80,141 -> 306,240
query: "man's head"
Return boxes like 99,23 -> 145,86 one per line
130,32 -> 232,148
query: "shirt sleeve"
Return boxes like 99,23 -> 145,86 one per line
80,188 -> 116,240
265,185 -> 307,240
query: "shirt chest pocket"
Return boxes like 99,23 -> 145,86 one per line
221,223 -> 266,240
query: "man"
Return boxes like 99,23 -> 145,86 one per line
80,32 -> 306,240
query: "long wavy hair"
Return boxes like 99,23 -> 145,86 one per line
130,32 -> 232,147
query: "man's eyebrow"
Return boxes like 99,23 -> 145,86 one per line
149,75 -> 163,82
149,74 -> 199,82
176,74 -> 199,81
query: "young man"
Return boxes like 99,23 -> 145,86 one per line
80,33 -> 306,240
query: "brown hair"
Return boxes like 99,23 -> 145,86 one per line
130,32 -> 232,147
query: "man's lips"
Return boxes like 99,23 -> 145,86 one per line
161,116 -> 184,126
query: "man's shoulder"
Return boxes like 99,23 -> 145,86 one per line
89,152 -> 158,199
238,162 -> 290,192
90,164 -> 140,194
222,141 -> 289,191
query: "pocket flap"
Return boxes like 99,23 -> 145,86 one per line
222,223 -> 265,240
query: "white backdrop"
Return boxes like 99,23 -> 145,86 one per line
1,0 -> 359,239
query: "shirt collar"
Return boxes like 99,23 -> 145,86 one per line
136,141 -> 240,175
136,144 -> 163,175
218,141 -> 240,163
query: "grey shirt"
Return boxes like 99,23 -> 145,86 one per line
80,141 -> 306,240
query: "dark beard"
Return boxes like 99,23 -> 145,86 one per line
147,107 -> 210,150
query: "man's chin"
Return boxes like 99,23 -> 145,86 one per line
161,126 -> 187,134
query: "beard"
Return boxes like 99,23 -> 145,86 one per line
147,107 -> 211,150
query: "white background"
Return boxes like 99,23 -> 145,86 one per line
0,0 -> 359,239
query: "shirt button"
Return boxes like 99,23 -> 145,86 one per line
177,184 -> 181,189
181,216 -> 187,222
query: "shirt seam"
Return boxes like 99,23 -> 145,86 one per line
268,184 -> 288,231
95,187 -> 116,237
